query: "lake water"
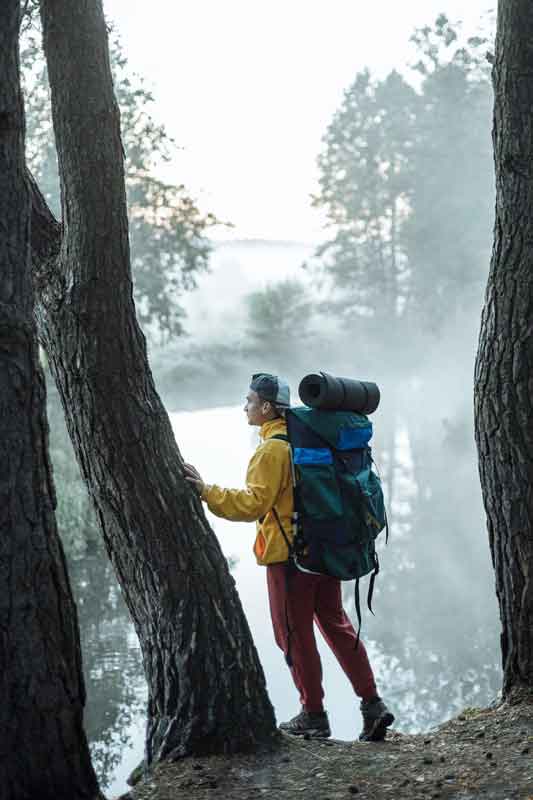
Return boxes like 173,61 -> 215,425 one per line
72,405 -> 502,797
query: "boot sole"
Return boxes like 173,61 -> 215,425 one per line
281,727 -> 332,739
360,711 -> 395,742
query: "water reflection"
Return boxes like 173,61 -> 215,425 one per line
68,555 -> 146,792
69,404 -> 502,795
353,402 -> 501,731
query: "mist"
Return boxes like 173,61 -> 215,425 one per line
21,5 -> 502,794
147,11 -> 499,735
151,238 -> 500,736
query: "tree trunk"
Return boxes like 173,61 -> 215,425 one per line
0,3 -> 101,798
36,0 -> 276,763
474,0 -> 533,700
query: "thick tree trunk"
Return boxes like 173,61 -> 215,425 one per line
0,3 -> 101,798
37,0 -> 276,763
474,0 -> 533,700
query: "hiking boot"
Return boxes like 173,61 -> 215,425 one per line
279,709 -> 331,739
359,696 -> 394,742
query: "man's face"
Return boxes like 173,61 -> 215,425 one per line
244,389 -> 271,426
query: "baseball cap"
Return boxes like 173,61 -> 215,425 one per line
250,373 -> 291,408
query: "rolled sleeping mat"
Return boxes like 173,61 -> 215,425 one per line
298,372 -> 380,415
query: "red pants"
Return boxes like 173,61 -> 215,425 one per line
267,563 -> 377,712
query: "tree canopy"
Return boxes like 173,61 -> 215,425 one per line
311,16 -> 493,355
22,23 -> 217,340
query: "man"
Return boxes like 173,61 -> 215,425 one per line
184,373 -> 394,741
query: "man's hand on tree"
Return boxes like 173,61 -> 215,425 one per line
184,463 -> 205,494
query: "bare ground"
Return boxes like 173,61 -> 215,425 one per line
120,698 -> 533,800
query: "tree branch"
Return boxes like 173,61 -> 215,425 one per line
27,170 -> 65,316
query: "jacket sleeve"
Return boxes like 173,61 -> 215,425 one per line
200,442 -> 286,522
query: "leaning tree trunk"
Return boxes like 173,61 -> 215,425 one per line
0,3 -> 101,798
474,0 -> 533,700
35,0 -> 276,763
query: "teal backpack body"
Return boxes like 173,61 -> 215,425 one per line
278,407 -> 387,619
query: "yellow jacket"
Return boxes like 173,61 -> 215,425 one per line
201,418 -> 294,565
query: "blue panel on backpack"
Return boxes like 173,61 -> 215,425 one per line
293,447 -> 333,465
337,424 -> 373,450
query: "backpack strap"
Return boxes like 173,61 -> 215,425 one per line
367,551 -> 380,615
272,507 -> 293,556
267,433 -> 296,558
354,578 -> 361,649
370,453 -> 389,545
271,433 -> 299,503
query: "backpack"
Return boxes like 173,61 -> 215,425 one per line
272,406 -> 388,643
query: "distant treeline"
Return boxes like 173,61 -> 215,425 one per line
156,14 -> 494,410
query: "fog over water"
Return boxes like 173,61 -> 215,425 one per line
74,165 -> 499,799
74,375 -> 500,795
67,218 -> 501,792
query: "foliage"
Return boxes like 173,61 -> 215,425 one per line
405,16 -> 494,329
243,279 -> 314,366
312,69 -> 418,330
311,15 -> 494,351
21,26 -> 217,340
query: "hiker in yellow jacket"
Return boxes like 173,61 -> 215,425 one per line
199,428 -> 292,565
184,373 -> 394,742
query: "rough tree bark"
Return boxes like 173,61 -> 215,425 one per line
0,2 -> 102,798
474,0 -> 533,700
34,0 -> 277,763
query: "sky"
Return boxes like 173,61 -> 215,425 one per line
105,0 -> 495,242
